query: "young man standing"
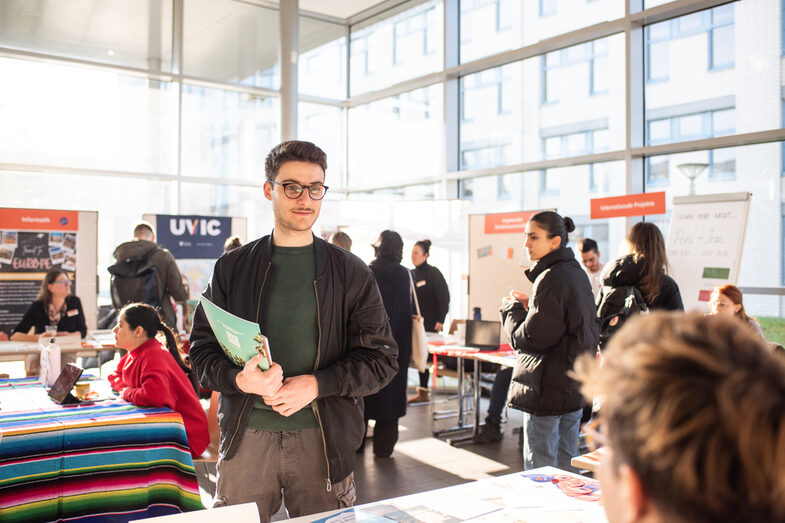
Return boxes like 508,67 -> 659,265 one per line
576,238 -> 604,299
189,141 -> 398,522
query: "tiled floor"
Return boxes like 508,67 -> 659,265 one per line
352,389 -> 524,505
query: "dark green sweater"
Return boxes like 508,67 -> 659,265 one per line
247,244 -> 319,431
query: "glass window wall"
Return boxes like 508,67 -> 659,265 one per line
0,57 -> 178,174
299,18 -> 347,99
459,34 -> 623,171
180,84 -> 280,181
644,141 -> 784,316
460,0 -> 623,64
298,103 -> 346,189
184,0 -> 280,88
349,0 -> 443,96
347,84 -> 443,187
0,0 -> 173,71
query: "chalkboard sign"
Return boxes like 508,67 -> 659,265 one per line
666,192 -> 751,312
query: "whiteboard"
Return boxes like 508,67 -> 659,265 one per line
468,211 -> 542,322
666,192 -> 751,312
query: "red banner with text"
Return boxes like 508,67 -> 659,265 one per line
590,192 -> 666,219
484,211 -> 540,234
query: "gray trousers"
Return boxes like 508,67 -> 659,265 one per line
214,427 -> 355,523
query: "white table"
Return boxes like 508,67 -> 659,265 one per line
0,330 -> 116,363
428,343 -> 517,442
287,466 -> 607,522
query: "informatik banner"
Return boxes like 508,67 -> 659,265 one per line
590,192 -> 666,219
0,208 -> 80,336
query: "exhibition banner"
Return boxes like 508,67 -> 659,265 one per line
483,211 -> 540,235
590,192 -> 666,219
0,208 -> 80,336
155,215 -> 232,260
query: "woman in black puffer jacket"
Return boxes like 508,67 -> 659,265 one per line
598,222 -> 684,312
501,211 -> 599,471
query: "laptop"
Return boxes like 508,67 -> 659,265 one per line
48,363 -> 87,405
464,320 -> 503,351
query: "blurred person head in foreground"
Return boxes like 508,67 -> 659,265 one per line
574,311 -> 785,523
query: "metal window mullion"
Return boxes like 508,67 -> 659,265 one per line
173,0 -> 184,214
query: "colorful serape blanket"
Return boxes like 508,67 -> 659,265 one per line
0,377 -> 204,522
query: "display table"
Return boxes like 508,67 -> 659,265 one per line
428,342 -> 516,441
0,377 -> 203,522
288,466 -> 606,522
572,449 -> 602,473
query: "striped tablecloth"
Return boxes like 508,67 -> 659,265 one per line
0,377 -> 204,522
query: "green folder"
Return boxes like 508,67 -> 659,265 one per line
199,296 -> 273,371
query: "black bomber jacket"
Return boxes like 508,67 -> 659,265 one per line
189,234 -> 398,487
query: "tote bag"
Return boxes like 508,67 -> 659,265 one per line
408,271 -> 429,373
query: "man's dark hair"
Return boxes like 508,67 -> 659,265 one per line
264,140 -> 327,182
576,238 -> 598,254
373,230 -> 403,264
133,221 -> 155,240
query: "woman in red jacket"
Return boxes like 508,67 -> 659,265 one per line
108,302 -> 208,457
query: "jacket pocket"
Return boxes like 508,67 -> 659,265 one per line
513,352 -> 545,391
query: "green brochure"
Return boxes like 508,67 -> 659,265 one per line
199,296 -> 273,371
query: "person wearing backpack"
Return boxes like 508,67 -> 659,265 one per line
110,222 -> 188,330
500,211 -> 599,471
596,222 -> 684,349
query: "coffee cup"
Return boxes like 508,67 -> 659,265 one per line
74,381 -> 90,400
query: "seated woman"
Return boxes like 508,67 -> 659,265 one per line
709,284 -> 766,342
108,302 -> 208,457
11,269 -> 86,376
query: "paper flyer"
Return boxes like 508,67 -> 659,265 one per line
199,296 -> 272,371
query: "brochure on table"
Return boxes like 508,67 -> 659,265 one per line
307,466 -> 606,523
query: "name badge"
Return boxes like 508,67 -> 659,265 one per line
416,280 -> 426,288
66,309 -> 79,317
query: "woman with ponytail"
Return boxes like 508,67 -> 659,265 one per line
108,302 -> 208,457
501,211 -> 599,471
598,221 -> 683,311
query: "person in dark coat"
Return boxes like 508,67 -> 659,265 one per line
364,230 -> 412,458
408,239 -> 450,404
597,222 -> 683,312
500,211 -> 599,471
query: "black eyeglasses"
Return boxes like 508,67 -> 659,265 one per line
269,181 -> 329,200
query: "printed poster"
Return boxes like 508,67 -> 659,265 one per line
0,209 -> 79,337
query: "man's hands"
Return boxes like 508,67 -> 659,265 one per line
235,354 -> 283,397
234,353 -> 320,417
262,375 -> 319,417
